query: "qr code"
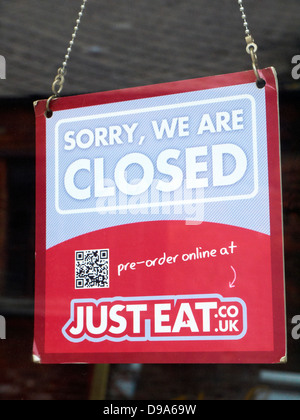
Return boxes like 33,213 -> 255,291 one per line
75,249 -> 109,289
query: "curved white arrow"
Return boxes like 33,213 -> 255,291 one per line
229,266 -> 237,288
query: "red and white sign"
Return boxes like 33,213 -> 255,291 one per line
34,68 -> 286,363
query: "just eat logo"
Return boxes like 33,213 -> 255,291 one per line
62,294 -> 247,343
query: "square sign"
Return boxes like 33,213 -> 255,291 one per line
34,68 -> 286,364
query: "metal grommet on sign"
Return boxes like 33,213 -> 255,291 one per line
45,95 -> 56,118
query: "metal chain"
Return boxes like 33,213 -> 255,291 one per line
238,0 -> 251,37
46,0 -> 88,116
45,0 -> 264,116
237,0 -> 265,87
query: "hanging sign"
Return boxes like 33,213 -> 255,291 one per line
34,68 -> 286,364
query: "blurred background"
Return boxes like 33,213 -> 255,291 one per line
0,0 -> 299,400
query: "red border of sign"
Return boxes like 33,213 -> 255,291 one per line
34,68 -> 286,364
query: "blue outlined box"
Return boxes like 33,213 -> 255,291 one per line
54,94 -> 258,215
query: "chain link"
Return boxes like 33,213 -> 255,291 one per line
46,0 -> 88,116
238,0 -> 251,37
61,0 -> 88,77
237,0 -> 265,87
